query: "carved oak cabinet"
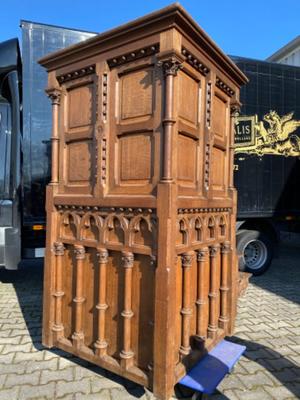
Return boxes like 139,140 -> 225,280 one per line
40,4 -> 247,400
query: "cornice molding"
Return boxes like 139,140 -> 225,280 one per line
38,4 -> 248,86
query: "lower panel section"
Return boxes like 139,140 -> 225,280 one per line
53,242 -> 155,387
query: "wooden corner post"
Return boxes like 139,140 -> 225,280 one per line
153,30 -> 183,398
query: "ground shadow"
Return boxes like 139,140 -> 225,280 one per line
249,242 -> 300,305
229,336 -> 300,398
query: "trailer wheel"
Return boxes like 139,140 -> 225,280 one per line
236,230 -> 273,276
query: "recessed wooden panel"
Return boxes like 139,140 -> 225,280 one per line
178,72 -> 199,125
120,69 -> 153,120
131,254 -> 155,371
61,246 -> 75,342
119,133 -> 152,182
213,94 -> 227,140
177,133 -> 197,183
83,249 -> 98,350
105,251 -> 124,359
68,84 -> 93,128
68,141 -> 92,182
211,146 -> 225,189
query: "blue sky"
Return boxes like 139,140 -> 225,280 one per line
1,0 -> 299,60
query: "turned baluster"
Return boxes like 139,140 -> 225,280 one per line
120,251 -> 134,369
180,251 -> 194,357
72,244 -> 86,348
52,242 -> 65,340
219,242 -> 231,330
196,247 -> 209,340
94,248 -> 109,357
208,244 -> 220,339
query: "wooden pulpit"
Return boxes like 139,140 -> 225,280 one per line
40,4 -> 247,399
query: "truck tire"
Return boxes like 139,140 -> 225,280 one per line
236,229 -> 273,276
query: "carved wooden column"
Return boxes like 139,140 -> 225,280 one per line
180,251 -> 194,357
229,103 -> 240,334
219,242 -> 231,330
229,102 -> 241,190
94,248 -> 109,357
72,245 -> 86,349
46,88 -> 61,185
159,58 -> 182,182
52,241 -> 65,341
208,244 -> 220,339
196,247 -> 209,340
120,251 -> 134,369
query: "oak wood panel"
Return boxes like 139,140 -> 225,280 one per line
212,93 -> 227,142
121,68 -> 153,120
67,140 -> 92,183
178,71 -> 199,126
177,133 -> 197,185
68,84 -> 93,128
211,146 -> 226,191
119,133 -> 152,183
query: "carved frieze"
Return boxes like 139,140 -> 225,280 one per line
216,77 -> 235,97
181,47 -> 210,76
56,205 -> 156,251
56,204 -> 154,214
57,65 -> 96,84
176,210 -> 229,246
178,207 -> 231,214
107,44 -> 159,68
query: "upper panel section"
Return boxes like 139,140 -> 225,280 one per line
39,3 -> 247,88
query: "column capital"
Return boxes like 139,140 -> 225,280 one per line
230,101 -> 241,117
74,245 -> 85,260
158,57 -> 183,76
209,244 -> 220,257
46,87 -> 62,105
53,242 -> 65,256
197,247 -> 209,262
221,241 -> 231,254
121,251 -> 134,268
96,248 -> 109,263
181,251 -> 194,267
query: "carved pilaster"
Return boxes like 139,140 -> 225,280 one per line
120,251 -> 134,369
195,247 -> 209,340
208,244 -> 220,339
52,242 -> 65,340
229,100 -> 242,189
219,242 -> 231,330
72,245 -> 86,348
180,251 -> 194,357
94,248 -> 109,357
158,57 -> 183,182
46,87 -> 62,185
